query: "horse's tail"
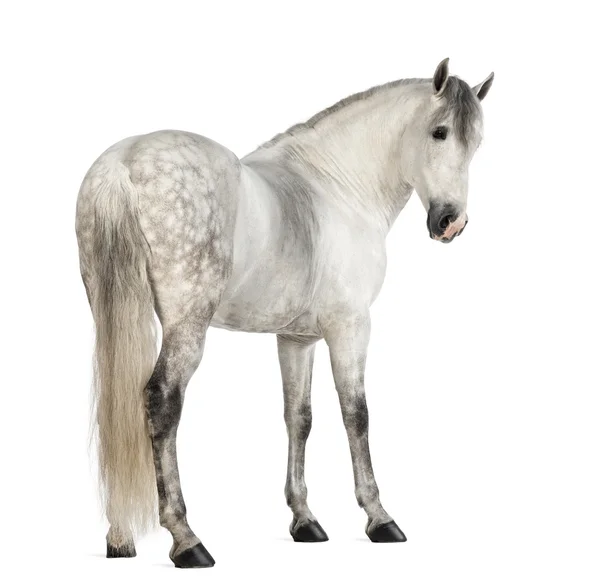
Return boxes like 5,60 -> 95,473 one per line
84,154 -> 157,537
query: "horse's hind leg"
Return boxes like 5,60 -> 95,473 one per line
127,130 -> 239,566
145,240 -> 233,567
145,289 -> 224,568
277,335 -> 328,542
146,321 -> 210,566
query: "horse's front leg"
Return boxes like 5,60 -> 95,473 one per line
277,334 -> 328,542
325,312 -> 407,542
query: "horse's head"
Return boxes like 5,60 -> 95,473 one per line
400,59 -> 493,243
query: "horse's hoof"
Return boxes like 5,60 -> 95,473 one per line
367,520 -> 407,543
172,542 -> 215,568
106,543 -> 136,558
291,519 -> 329,542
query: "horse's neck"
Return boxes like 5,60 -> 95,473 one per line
248,84 -> 425,233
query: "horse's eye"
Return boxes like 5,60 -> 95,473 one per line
432,126 -> 448,140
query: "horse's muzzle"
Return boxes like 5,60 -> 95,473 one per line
427,204 -> 468,243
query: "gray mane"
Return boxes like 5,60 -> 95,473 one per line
259,76 -> 481,150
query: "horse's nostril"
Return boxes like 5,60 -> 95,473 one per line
438,214 -> 453,231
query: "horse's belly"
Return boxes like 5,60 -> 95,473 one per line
211,234 -> 319,333
211,278 -> 313,333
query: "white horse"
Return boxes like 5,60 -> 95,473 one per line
76,58 -> 493,568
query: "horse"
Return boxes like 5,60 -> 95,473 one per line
75,58 -> 493,568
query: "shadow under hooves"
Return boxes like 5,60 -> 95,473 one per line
172,542 -> 216,568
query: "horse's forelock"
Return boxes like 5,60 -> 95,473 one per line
434,76 -> 482,148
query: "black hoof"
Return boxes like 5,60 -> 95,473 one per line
106,543 -> 136,558
172,542 -> 215,568
367,520 -> 407,543
291,520 -> 329,542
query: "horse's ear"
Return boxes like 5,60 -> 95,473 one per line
433,58 -> 450,95
472,72 -> 494,101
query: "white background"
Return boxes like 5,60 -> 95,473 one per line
2,1 -> 598,586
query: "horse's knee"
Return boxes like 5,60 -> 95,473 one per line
340,394 -> 369,437
284,400 -> 312,440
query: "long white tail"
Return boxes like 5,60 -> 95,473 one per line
84,158 -> 157,536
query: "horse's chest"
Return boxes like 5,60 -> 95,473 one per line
316,229 -> 387,310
